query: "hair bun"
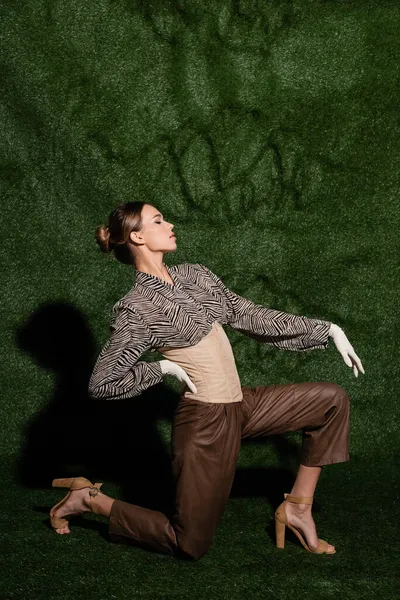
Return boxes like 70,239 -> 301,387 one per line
95,225 -> 113,253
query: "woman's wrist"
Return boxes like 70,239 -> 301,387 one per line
328,323 -> 343,337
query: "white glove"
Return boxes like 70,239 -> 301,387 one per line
160,360 -> 198,394
329,324 -> 365,378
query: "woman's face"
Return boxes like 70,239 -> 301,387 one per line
130,204 -> 176,252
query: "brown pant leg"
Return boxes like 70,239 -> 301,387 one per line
241,382 -> 350,466
170,399 -> 243,559
108,398 -> 243,560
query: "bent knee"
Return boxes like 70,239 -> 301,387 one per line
178,537 -> 213,561
322,383 -> 350,414
323,382 -> 349,400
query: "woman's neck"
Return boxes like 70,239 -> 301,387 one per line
135,259 -> 174,285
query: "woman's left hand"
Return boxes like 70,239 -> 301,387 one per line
329,324 -> 365,378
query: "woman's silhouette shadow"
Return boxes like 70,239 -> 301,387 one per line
16,301 -> 301,532
15,301 -> 178,516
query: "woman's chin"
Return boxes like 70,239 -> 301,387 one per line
165,242 -> 177,252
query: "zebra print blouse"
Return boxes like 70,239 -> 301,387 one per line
88,263 -> 331,401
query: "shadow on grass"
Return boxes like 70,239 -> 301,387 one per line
15,302 -> 302,525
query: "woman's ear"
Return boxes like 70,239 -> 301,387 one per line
129,230 -> 142,244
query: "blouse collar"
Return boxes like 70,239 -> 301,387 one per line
134,263 -> 184,291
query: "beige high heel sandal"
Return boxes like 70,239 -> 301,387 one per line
274,493 -> 336,555
49,476 -> 103,531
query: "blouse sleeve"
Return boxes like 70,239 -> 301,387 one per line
88,303 -> 163,400
197,264 -> 331,351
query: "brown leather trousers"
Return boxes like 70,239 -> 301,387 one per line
108,323 -> 350,561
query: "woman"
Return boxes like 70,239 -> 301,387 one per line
49,201 -> 364,559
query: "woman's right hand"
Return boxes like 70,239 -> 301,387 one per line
160,360 -> 198,394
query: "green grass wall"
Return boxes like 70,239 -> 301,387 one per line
1,1 -> 399,598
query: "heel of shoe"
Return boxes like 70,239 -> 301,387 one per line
275,518 -> 286,549
52,476 -> 97,491
52,478 -> 74,489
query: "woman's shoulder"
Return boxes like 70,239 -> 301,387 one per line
112,263 -> 206,307
112,293 -> 140,314
110,286 -> 142,315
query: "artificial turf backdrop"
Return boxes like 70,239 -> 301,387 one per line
1,0 -> 399,599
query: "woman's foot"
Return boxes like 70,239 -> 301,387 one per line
284,502 -> 335,553
52,488 -> 92,534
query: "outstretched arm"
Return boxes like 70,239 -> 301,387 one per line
197,263 -> 330,351
198,264 -> 365,377
88,303 -> 163,400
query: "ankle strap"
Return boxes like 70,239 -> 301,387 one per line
284,493 -> 313,505
89,483 -> 103,498
89,483 -> 103,516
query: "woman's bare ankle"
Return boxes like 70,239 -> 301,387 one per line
288,502 -> 312,514
82,489 -> 93,510
86,489 -> 114,519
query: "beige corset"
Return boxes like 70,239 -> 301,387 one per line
157,321 -> 243,404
